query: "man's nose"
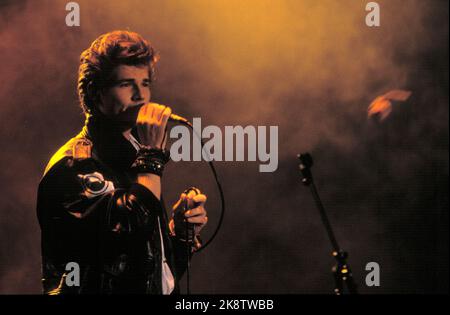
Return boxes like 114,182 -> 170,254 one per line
131,85 -> 144,102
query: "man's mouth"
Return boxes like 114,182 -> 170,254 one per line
120,104 -> 145,117
120,103 -> 145,112
115,105 -> 143,127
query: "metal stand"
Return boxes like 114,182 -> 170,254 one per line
297,153 -> 358,295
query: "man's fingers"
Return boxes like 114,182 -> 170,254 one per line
172,193 -> 187,211
187,194 -> 206,209
154,104 -> 164,121
187,215 -> 208,225
184,206 -> 206,218
148,103 -> 170,122
137,103 -> 149,123
192,194 -> 207,204
186,189 -> 199,199
173,190 -> 207,215
149,103 -> 156,120
159,105 -> 172,124
184,190 -> 199,208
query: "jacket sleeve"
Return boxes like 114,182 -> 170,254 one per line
36,156 -> 167,271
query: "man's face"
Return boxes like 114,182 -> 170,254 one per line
98,64 -> 151,128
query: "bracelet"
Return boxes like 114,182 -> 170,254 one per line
131,158 -> 165,176
137,146 -> 171,164
130,147 -> 171,176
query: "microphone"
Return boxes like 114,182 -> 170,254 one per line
130,111 -> 191,139
133,103 -> 190,124
182,187 -> 200,242
169,113 -> 191,125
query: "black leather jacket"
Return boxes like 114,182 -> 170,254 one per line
37,116 -> 192,294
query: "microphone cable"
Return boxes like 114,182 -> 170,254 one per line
176,119 -> 225,253
173,119 -> 226,295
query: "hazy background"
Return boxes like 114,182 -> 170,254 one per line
0,0 -> 448,294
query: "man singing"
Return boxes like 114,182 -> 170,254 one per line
36,30 -> 208,294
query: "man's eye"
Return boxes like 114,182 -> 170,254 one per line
119,82 -> 130,87
142,82 -> 150,87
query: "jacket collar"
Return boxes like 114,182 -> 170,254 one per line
81,113 -> 137,171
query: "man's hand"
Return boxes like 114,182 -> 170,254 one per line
169,189 -> 208,239
136,102 -> 172,148
134,103 -> 172,200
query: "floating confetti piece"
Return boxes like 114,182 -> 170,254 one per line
368,89 -> 412,122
